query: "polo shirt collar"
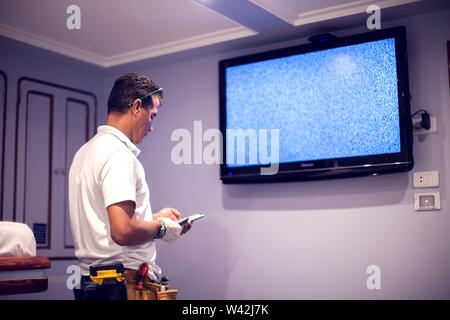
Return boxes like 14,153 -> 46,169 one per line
97,125 -> 141,157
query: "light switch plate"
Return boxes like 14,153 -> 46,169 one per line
413,170 -> 439,188
414,192 -> 441,211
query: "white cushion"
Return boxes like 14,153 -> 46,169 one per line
0,222 -> 36,256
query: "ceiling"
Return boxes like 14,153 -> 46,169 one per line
0,0 -> 448,68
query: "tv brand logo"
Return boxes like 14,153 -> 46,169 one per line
301,163 -> 314,168
170,121 -> 279,175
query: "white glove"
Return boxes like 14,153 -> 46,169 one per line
157,217 -> 182,243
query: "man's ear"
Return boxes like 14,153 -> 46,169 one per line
131,99 -> 142,116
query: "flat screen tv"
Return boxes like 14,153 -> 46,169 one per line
219,26 -> 413,183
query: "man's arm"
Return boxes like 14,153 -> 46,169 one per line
107,201 -> 191,246
107,201 -> 159,246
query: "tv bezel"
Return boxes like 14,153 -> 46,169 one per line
219,26 -> 413,183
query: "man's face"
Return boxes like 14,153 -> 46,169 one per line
134,95 -> 160,144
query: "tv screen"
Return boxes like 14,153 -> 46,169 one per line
219,26 -> 413,183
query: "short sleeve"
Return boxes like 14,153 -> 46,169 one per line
100,150 -> 137,208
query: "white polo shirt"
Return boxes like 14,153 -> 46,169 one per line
68,125 -> 161,280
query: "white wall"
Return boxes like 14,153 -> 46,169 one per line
108,8 -> 449,299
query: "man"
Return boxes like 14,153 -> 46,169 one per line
69,72 -> 191,300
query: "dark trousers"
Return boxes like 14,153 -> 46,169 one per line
74,276 -> 127,300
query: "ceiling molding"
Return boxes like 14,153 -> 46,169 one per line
0,23 -> 256,68
249,0 -> 421,26
102,26 -> 257,68
0,23 -> 105,66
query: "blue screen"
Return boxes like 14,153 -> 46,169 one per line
225,38 -> 400,167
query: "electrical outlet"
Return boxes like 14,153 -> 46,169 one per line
413,116 -> 437,135
413,171 -> 439,188
414,192 -> 441,211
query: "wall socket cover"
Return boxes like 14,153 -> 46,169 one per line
414,192 -> 441,211
413,170 -> 439,188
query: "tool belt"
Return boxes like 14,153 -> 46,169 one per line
89,264 -> 125,285
89,263 -> 178,300
123,269 -> 178,300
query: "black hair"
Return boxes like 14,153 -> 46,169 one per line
107,72 -> 163,114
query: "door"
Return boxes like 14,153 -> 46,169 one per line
14,77 -> 97,257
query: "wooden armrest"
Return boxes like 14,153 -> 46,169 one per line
0,256 -> 51,271
0,256 -> 51,295
0,279 -> 48,295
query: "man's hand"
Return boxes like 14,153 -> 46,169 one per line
153,207 -> 181,221
153,207 -> 192,235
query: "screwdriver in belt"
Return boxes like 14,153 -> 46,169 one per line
136,263 -> 149,291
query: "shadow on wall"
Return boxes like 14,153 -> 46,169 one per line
222,171 -> 410,211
